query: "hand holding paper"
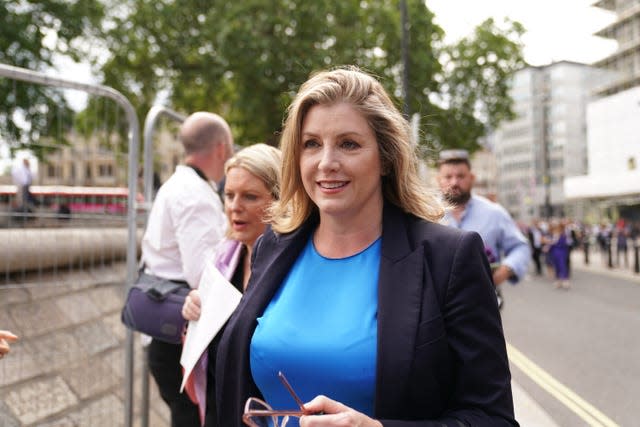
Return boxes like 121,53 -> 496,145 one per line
180,259 -> 242,392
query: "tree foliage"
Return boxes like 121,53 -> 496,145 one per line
2,0 -> 525,160
430,18 -> 526,154
0,0 -> 105,159
99,0 -> 411,145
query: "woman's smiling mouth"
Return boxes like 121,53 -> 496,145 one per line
318,181 -> 348,189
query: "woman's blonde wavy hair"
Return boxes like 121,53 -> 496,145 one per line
270,66 -> 443,234
224,143 -> 282,200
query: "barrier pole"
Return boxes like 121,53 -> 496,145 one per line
142,106 -> 186,204
139,106 -> 186,427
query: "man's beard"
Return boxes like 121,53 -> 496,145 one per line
443,189 -> 471,206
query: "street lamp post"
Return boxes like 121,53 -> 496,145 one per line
400,0 -> 410,118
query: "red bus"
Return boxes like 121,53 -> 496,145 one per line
0,185 -> 142,215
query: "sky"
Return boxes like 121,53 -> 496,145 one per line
427,0 -> 618,66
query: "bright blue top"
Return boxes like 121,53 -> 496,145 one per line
442,194 -> 531,282
250,236 -> 380,422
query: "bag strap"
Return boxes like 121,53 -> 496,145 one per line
138,261 -> 146,275
138,261 -> 188,287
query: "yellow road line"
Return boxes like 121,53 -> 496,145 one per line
507,343 -> 619,427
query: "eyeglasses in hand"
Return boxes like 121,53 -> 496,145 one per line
243,371 -> 313,427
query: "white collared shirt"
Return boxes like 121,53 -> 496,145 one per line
141,165 -> 227,288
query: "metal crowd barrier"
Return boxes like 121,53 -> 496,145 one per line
0,63 -> 140,427
138,105 -> 186,427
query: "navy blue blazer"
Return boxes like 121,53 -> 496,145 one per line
214,203 -> 518,426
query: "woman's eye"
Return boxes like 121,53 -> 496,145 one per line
303,139 -> 319,149
341,140 -> 360,150
244,194 -> 259,201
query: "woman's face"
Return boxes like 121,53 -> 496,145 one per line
299,102 -> 383,221
224,167 -> 273,247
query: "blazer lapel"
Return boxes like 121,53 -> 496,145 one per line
216,219 -> 316,421
244,218 -> 317,317
375,204 -> 424,417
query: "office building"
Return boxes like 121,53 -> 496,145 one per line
564,0 -> 640,223
592,0 -> 640,95
492,61 -> 612,221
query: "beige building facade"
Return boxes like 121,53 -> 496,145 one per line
41,127 -> 183,189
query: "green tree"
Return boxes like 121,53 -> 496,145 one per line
99,0 -> 412,144
0,0 -> 104,159
97,1 -> 524,154
429,18 -> 526,154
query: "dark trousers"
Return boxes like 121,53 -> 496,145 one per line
532,247 -> 542,275
148,339 -> 200,427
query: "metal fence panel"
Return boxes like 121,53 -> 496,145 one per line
0,63 -> 145,427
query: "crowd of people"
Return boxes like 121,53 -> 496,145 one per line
523,217 -> 639,289
6,65 -> 638,426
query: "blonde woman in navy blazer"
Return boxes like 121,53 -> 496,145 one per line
213,67 -> 518,427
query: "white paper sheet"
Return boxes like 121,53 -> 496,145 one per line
180,259 -> 242,391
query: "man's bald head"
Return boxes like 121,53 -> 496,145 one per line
180,112 -> 232,155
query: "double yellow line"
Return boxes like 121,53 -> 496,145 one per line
507,343 -> 619,427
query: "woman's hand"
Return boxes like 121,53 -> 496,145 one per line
299,395 -> 382,427
0,330 -> 18,359
182,290 -> 202,321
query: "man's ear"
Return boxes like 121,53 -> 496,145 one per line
470,172 -> 476,186
213,141 -> 227,161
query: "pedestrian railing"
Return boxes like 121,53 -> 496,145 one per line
0,63 -> 144,427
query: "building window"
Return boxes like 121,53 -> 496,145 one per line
629,157 -> 636,171
99,164 -> 113,177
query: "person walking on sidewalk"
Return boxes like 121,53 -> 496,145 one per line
546,221 -> 570,289
528,220 -> 544,276
615,224 -> 629,268
437,149 -> 531,309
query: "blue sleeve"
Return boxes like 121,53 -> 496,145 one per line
497,212 -> 531,283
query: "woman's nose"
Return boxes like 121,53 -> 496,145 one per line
318,146 -> 338,171
227,196 -> 241,211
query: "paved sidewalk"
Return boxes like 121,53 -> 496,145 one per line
512,380 -> 560,427
570,249 -> 640,284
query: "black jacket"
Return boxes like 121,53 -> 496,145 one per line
214,203 -> 518,426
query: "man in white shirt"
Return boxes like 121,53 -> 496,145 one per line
11,158 -> 34,212
142,112 -> 233,427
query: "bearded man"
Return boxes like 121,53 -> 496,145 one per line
437,149 -> 530,308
